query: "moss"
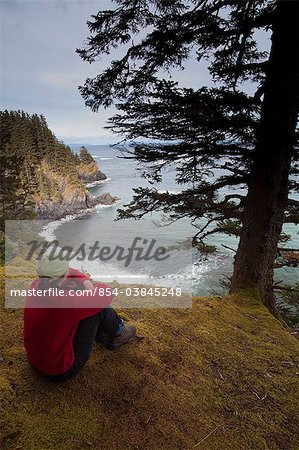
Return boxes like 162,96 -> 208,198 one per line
0,268 -> 299,449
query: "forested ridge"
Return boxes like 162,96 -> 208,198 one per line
0,110 -> 105,225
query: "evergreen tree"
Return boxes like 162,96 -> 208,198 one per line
77,0 -> 299,313
0,110 -> 86,230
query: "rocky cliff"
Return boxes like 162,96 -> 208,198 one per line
36,154 -> 117,219
0,111 -> 117,222
35,160 -> 90,219
76,146 -> 107,184
77,162 -> 107,184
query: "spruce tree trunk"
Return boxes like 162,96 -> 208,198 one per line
230,1 -> 299,314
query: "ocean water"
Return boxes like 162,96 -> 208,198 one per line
45,144 -> 298,296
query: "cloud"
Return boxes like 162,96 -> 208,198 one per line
1,0 -> 270,144
0,0 -> 116,142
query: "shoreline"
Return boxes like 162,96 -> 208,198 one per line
39,199 -> 121,242
85,177 -> 111,188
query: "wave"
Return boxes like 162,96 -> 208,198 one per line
85,177 -> 111,188
39,214 -> 79,242
70,259 -> 199,292
91,156 -> 113,160
157,189 -> 181,195
71,259 -> 150,284
95,200 -> 120,210
150,160 -> 167,166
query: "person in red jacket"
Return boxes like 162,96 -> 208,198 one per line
23,251 -> 136,381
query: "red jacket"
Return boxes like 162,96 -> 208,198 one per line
23,268 -> 113,376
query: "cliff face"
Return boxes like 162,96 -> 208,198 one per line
34,160 -> 91,219
76,146 -> 107,184
35,154 -> 116,219
34,153 -> 120,219
76,160 -> 107,184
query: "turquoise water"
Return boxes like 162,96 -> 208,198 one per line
51,144 -> 298,296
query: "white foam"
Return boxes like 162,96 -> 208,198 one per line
150,159 -> 167,166
91,155 -> 113,160
71,258 -> 146,284
157,190 -> 181,195
86,177 -> 111,188
39,214 -> 78,242
95,199 -> 121,210
151,262 -> 210,293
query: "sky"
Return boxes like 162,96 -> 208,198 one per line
0,0 -> 118,144
0,0 -> 270,145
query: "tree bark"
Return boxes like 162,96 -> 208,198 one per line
230,1 -> 299,314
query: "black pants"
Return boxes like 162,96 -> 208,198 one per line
47,308 -> 122,382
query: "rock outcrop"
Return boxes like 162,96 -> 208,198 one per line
76,146 -> 107,184
34,160 -> 89,219
0,111 -> 117,221
35,151 -> 116,219
96,192 -> 120,206
33,153 -> 115,219
77,161 -> 107,184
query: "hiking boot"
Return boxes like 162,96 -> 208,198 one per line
106,324 -> 136,350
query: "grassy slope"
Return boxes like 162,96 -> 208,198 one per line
1,272 -> 299,450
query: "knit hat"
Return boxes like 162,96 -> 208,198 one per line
37,249 -> 69,279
